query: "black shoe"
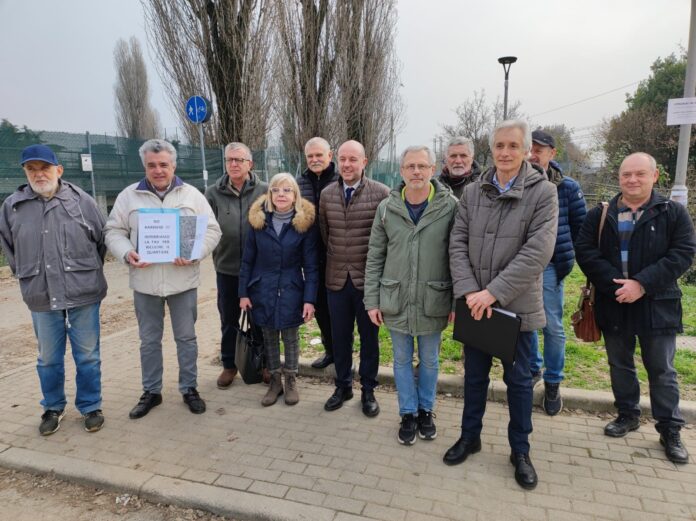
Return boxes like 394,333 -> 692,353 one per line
84,410 -> 105,433
311,354 -> 334,369
361,389 -> 380,417
510,452 -> 538,490
39,409 -> 65,436
604,414 -> 640,437
324,387 -> 353,411
660,428 -> 690,464
543,382 -> 562,416
129,391 -> 162,419
417,409 -> 437,440
531,371 -> 542,388
183,388 -> 206,414
443,437 -> 481,465
398,414 -> 417,445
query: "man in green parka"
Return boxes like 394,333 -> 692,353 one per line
364,145 -> 457,446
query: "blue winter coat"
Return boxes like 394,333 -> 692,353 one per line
238,195 -> 319,330
547,162 -> 587,282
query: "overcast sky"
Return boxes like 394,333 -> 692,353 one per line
0,0 -> 690,156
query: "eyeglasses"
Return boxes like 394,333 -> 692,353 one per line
225,157 -> 250,164
403,163 -> 432,172
271,187 -> 294,194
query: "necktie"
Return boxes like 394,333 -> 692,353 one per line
345,187 -> 355,205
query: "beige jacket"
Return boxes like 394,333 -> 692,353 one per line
104,178 -> 221,297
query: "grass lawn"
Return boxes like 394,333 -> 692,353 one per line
299,265 -> 696,399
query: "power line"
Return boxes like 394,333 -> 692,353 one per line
530,81 -> 640,118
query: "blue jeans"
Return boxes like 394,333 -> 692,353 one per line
461,331 -> 535,454
391,330 -> 440,416
530,264 -> 566,384
31,302 -> 102,414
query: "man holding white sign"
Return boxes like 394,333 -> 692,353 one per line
105,139 -> 221,419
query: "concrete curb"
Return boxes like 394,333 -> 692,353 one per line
297,357 -> 696,423
0,447 -> 335,521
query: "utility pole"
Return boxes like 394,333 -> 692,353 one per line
671,0 -> 696,206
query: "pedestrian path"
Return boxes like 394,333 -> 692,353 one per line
0,298 -> 695,521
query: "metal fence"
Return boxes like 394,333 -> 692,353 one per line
1,130 -> 403,208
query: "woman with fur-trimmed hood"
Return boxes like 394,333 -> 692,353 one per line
239,173 -> 319,406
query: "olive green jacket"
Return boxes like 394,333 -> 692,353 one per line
364,179 -> 458,335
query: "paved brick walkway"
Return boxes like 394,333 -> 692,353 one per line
0,295 -> 695,520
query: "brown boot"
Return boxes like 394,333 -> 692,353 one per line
217,368 -> 237,389
284,372 -> 299,406
261,372 -> 283,406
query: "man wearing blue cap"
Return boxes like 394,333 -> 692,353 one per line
0,144 -> 108,435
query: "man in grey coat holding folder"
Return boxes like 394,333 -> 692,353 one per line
445,120 -> 558,490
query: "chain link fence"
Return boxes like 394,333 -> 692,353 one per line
1,130 -> 403,211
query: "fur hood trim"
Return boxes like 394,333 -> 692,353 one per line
248,195 -> 315,233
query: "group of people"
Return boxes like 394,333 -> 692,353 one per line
1,118 -> 694,492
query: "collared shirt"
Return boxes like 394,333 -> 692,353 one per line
491,173 -> 518,193
344,179 -> 361,198
617,197 -> 646,278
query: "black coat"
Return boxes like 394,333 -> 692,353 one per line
575,191 -> 696,336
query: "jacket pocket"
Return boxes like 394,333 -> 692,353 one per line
424,280 -> 453,317
379,278 -> 401,315
62,222 -> 94,259
63,255 -> 103,301
650,289 -> 682,330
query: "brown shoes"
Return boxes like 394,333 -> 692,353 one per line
217,368 -> 238,389
262,372 -> 284,406
284,372 -> 299,405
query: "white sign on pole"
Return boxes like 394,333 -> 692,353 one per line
667,97 -> 696,125
80,154 -> 93,172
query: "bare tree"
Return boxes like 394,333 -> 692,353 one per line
113,37 -> 161,140
274,0 -> 340,157
334,0 -> 404,162
143,0 -> 273,148
441,89 -> 521,166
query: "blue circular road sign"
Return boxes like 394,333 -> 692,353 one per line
185,96 -> 212,124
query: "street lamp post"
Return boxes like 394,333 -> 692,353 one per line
498,56 -> 518,120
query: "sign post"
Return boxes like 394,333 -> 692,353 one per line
185,95 -> 212,190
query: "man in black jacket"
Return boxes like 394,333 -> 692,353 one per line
297,137 -> 338,369
437,136 -> 481,200
576,152 -> 696,464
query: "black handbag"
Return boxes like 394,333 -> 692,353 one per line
234,310 -> 264,384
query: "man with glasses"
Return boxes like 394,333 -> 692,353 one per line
318,140 -> 389,417
205,142 -> 267,389
365,145 -> 458,445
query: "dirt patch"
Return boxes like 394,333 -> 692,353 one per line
0,468 -> 236,521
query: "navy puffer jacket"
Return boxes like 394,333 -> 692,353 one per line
547,162 -> 587,282
238,196 -> 319,330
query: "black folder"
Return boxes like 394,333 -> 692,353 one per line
453,298 -> 521,364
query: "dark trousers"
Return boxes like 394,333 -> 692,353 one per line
461,331 -> 535,454
604,333 -> 684,431
326,276 -> 379,391
216,272 -> 241,369
314,271 -> 333,357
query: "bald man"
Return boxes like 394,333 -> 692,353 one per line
576,152 -> 696,465
318,140 -> 389,417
